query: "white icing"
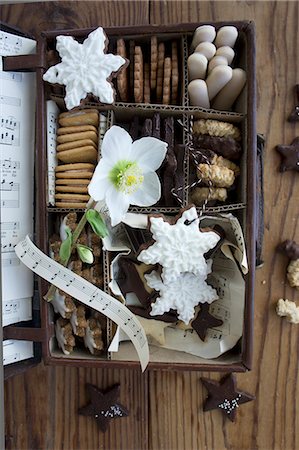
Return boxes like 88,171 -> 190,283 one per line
138,206 -> 220,282
83,321 -> 97,354
55,320 -> 70,355
51,289 -> 68,317
60,216 -> 69,241
70,309 -> 78,334
145,270 -> 218,324
43,27 -> 126,110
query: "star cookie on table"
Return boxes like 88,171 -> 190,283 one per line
137,206 -> 220,282
276,137 -> 299,172
145,270 -> 218,325
201,373 -> 255,422
288,84 -> 299,122
79,384 -> 129,432
43,27 -> 127,110
191,303 -> 223,341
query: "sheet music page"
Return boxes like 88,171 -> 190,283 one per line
0,34 -> 36,306
3,340 -> 33,366
0,30 -> 36,57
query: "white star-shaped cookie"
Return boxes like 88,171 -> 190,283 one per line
137,206 -> 220,282
145,270 -> 218,325
43,27 -> 126,110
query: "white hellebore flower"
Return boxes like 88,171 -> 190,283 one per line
88,126 -> 168,226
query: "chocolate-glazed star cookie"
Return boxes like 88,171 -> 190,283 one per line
201,373 -> 255,422
276,137 -> 299,172
191,303 -> 223,341
79,384 -> 128,432
288,84 -> 299,122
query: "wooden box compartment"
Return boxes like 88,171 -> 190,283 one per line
4,22 -> 256,372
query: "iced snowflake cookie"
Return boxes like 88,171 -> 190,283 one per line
145,270 -> 218,324
137,206 -> 220,282
43,27 -> 127,110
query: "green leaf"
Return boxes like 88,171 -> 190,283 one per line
76,244 -> 94,264
86,209 -> 109,238
59,227 -> 73,264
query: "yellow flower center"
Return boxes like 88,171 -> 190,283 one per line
109,160 -> 144,194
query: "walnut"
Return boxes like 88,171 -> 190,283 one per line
191,187 -> 227,204
212,154 -> 240,175
276,299 -> 299,324
287,259 -> 299,289
197,163 -> 235,188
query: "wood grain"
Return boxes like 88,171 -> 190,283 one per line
3,1 -> 299,450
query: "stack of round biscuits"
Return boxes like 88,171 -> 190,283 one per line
55,109 -> 99,208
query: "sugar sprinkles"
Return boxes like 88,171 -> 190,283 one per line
95,405 -> 125,419
218,394 -> 242,414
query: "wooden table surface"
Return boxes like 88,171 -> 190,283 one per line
2,1 -> 299,449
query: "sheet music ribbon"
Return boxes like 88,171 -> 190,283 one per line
15,236 -> 149,372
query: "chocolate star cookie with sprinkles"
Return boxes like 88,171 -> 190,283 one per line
201,373 -> 255,422
79,384 -> 129,432
191,303 -> 223,341
288,84 -> 299,122
276,137 -> 299,172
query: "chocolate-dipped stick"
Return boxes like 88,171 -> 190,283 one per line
163,117 -> 177,205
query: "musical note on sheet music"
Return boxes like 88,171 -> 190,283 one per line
2,252 -> 20,267
46,101 -> 59,205
0,31 -> 23,54
0,180 -> 20,208
3,296 -> 32,327
3,340 -> 34,366
1,159 -> 20,170
0,71 -> 22,82
15,236 -> 150,371
0,115 -> 20,146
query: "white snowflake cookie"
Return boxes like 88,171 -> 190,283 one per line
43,27 -> 127,110
137,206 -> 220,282
145,270 -> 218,324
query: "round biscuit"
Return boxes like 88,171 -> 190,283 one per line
57,125 -> 98,135
156,42 -> 165,102
162,57 -> 172,105
55,186 -> 88,193
150,36 -> 158,90
55,193 -> 90,201
55,163 -> 95,172
55,171 -> 93,179
55,202 -> 88,209
57,146 -> 98,163
134,46 -> 143,103
57,130 -> 98,144
117,38 -> 129,102
55,179 -> 90,185
57,139 -> 97,152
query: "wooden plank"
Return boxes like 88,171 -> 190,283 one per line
0,1 -> 149,35
5,364 -> 148,450
149,2 -> 299,450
